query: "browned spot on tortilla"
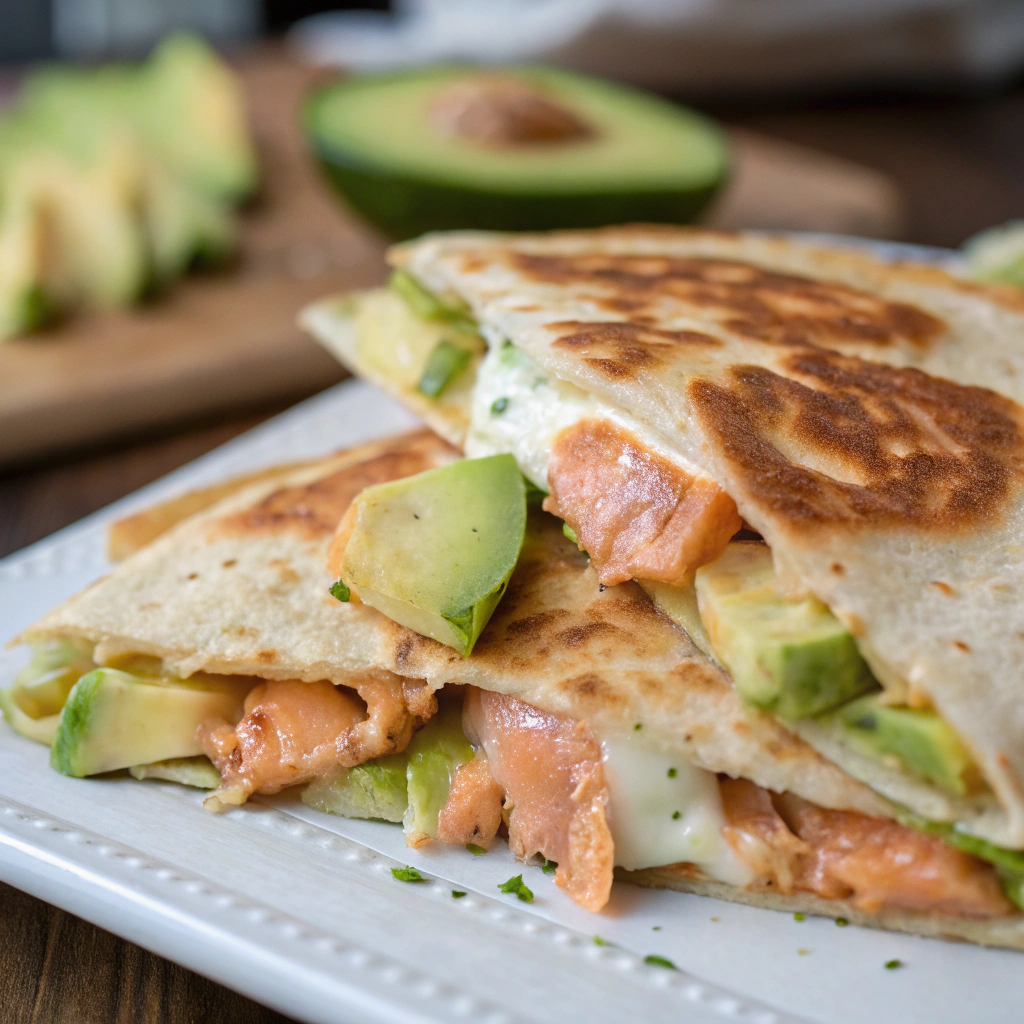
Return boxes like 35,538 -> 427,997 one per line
256,650 -> 278,664
510,253 -> 945,350
554,621 -> 616,649
932,581 -> 956,596
687,349 -> 1024,533
550,320 -> 719,381
954,640 -> 971,653
218,431 -> 458,541
831,562 -> 845,575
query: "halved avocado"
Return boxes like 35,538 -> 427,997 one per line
305,65 -> 729,239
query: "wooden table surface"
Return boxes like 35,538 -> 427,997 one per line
1,78 -> 1023,1024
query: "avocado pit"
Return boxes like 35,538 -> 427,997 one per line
428,77 -> 594,148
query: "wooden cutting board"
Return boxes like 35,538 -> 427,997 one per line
0,49 -> 905,467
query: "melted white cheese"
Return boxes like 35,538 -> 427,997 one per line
465,343 -> 704,490
601,735 -> 754,886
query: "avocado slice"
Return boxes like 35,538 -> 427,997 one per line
302,754 -> 410,823
129,756 -> 221,789
142,34 -> 257,203
336,454 -> 527,656
50,668 -> 249,777
403,700 -> 475,844
23,34 -> 256,204
964,220 -> 1024,288
695,542 -> 877,719
0,637 -> 95,745
305,65 -> 728,239
834,694 -> 977,797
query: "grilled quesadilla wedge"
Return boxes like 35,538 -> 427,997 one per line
10,430 -> 1024,946
301,227 -> 1024,854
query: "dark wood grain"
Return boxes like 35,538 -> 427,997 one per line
0,78 -> 1022,1024
0,881 -> 294,1024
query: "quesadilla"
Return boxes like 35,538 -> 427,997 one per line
301,227 -> 1024,932
10,428 -> 1024,947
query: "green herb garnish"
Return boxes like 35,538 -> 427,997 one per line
793,912 -> 806,922
885,959 -> 903,970
498,874 -> 534,903
644,955 -> 677,970
491,397 -> 509,415
634,723 -> 643,731
417,340 -> 471,398
392,866 -> 425,883
562,522 -> 579,545
593,935 -> 615,947
542,859 -> 557,875
452,890 -> 467,899
466,843 -> 487,856
329,579 -> 350,602
667,767 -> 677,778
671,811 -> 681,820
835,917 -> 848,927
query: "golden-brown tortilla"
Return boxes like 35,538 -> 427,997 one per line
393,226 -> 1024,847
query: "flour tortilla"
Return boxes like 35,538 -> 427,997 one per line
23,430 -> 1024,948
388,226 -> 1024,848
23,430 -> 882,819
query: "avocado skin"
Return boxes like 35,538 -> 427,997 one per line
312,151 -> 722,240
49,669 -> 104,777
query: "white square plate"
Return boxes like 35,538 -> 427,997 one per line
1,270 -> 1020,1024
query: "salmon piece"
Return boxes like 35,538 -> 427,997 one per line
720,778 -> 811,894
463,686 -> 613,911
722,778 -> 1010,916
437,755 -> 504,847
201,673 -> 436,808
775,793 -> 1012,917
543,418 -> 742,587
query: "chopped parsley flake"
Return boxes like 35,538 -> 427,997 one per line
391,866 -> 425,883
885,959 -> 903,970
672,811 -> 681,820
329,579 -> 350,602
644,955 -> 677,970
835,917 -> 849,927
491,397 -> 509,415
634,723 -> 643,731
499,874 -> 535,903
667,767 -> 678,778
451,890 -> 467,899
465,843 -> 487,856
793,912 -> 806,922
562,522 -> 579,544
798,948 -> 810,956
652,926 -> 662,931
593,935 -> 615,947
709,918 -> 719,923
542,858 -> 557,875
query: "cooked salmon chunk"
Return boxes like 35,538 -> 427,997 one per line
544,418 -> 742,587
463,686 -> 614,911
201,673 -> 436,807
720,778 -> 1010,917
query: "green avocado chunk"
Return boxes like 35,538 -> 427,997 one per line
305,65 -> 728,239
835,694 -> 976,797
302,754 -> 410,823
403,700 -> 475,844
338,454 -> 527,656
964,220 -> 1024,288
0,638 -> 94,745
695,542 -> 877,719
50,668 -> 249,778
